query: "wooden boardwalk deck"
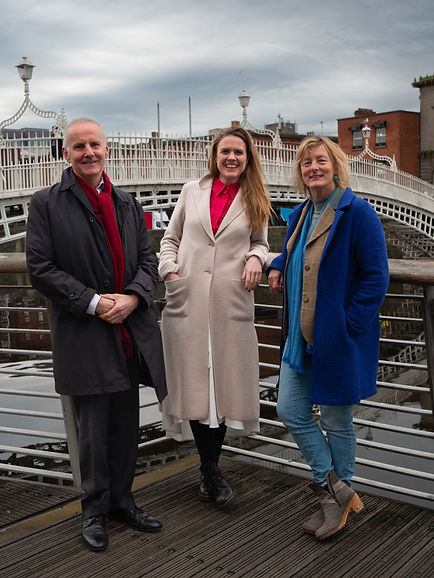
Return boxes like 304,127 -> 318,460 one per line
0,456 -> 433,578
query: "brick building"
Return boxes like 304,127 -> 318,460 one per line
412,75 -> 434,184
337,108 -> 420,177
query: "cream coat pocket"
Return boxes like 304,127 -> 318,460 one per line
163,277 -> 190,317
229,279 -> 254,322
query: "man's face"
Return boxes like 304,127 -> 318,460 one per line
63,121 -> 109,187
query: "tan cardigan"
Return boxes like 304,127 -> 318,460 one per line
285,203 -> 336,345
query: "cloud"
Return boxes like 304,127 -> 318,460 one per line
0,0 -> 432,136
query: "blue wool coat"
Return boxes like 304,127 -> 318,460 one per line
269,188 -> 389,405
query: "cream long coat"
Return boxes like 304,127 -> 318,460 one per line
158,176 -> 269,423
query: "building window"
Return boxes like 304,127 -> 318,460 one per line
376,127 -> 386,146
352,130 -> 363,150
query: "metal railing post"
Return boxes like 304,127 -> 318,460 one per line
422,285 -> 434,423
60,395 -> 81,487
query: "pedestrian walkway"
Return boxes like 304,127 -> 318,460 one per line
0,456 -> 432,577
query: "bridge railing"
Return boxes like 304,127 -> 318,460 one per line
0,254 -> 433,509
2,133 -> 434,197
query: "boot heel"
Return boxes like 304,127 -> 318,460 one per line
350,492 -> 364,513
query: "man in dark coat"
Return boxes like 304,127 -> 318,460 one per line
26,118 -> 167,552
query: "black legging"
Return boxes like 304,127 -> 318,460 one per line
189,420 -> 227,465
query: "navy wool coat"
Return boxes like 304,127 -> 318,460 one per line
26,168 -> 167,402
269,187 -> 389,405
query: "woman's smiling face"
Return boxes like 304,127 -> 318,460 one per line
216,135 -> 247,185
300,144 -> 335,199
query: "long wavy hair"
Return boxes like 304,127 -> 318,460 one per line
208,126 -> 271,231
293,136 -> 350,197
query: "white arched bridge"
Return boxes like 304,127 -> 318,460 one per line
0,132 -> 433,245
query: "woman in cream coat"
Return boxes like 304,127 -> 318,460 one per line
159,126 -> 271,508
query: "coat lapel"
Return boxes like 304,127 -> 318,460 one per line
306,204 -> 335,246
193,177 -> 214,240
215,190 -> 244,237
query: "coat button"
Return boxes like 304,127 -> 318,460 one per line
303,297 -> 309,303
209,242 -> 215,247
89,216 -> 96,223
305,264 -> 310,271
205,269 -> 212,274
103,279 -> 110,286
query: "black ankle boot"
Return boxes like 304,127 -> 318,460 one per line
199,473 -> 213,502
200,463 -> 235,508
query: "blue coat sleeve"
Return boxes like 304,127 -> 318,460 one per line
344,202 -> 389,336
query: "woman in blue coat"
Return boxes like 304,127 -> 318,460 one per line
268,136 -> 389,540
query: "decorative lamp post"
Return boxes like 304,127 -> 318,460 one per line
16,56 -> 35,84
0,57 -> 67,138
238,90 -> 251,124
355,118 -> 397,171
238,90 -> 281,147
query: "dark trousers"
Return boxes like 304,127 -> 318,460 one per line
73,362 -> 140,517
189,420 -> 227,466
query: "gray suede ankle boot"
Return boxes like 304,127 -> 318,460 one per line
303,483 -> 325,534
315,470 -> 363,540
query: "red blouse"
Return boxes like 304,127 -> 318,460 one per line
210,178 -> 239,235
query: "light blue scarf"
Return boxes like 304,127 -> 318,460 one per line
282,203 -> 313,374
283,189 -> 337,374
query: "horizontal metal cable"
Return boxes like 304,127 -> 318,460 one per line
1,328 -> 51,334
259,362 -> 280,370
355,457 -> 434,480
376,380 -> 430,393
0,426 -> 67,440
260,379 -> 431,395
251,431 -> 434,460
254,323 -> 281,330
137,436 -> 168,450
356,438 -> 434,460
259,416 -> 434,438
379,315 -> 423,322
384,293 -> 424,300
0,285 -> 33,289
0,369 -> 54,379
0,462 -> 73,481
358,399 -> 432,415
0,444 -> 69,460
380,337 -> 425,346
378,359 -> 427,370
0,407 -> 63,419
0,387 -> 57,398
350,475 -> 433,501
353,418 -> 434,438
0,306 -> 47,312
0,348 -> 52,357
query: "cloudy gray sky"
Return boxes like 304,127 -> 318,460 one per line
1,0 -> 433,137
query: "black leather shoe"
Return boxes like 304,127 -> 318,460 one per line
110,506 -> 162,532
199,474 -> 213,502
82,515 -> 108,551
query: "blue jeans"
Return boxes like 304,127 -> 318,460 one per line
277,358 -> 356,486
